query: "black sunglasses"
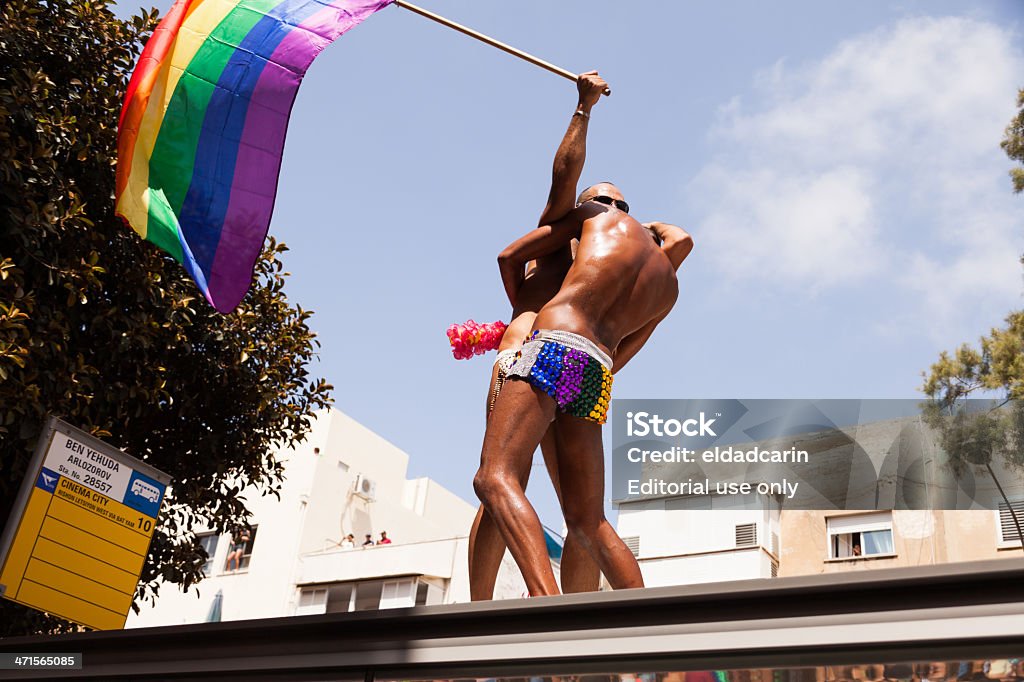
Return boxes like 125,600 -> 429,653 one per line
588,194 -> 630,213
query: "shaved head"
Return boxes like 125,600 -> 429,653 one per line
577,182 -> 624,206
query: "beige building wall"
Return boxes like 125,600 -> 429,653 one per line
779,509 -> 1021,576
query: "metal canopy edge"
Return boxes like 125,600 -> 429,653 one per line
0,557 -> 1020,680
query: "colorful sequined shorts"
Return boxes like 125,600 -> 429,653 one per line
505,330 -> 613,424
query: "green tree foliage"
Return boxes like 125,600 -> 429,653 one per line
0,0 -> 332,635
922,309 -> 1024,550
920,87 -> 1024,550
1002,88 -> 1024,193
922,311 -> 1024,403
925,84 -> 1024,544
918,400 -> 1024,550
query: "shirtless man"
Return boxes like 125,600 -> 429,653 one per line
469,71 -> 608,600
474,186 -> 693,596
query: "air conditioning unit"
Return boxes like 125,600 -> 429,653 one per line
735,522 -> 758,548
353,473 -> 377,501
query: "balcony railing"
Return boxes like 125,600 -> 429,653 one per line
297,537 -> 463,585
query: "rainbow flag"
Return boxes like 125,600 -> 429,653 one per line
116,0 -> 393,312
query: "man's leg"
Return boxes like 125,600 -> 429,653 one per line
468,506 -> 504,601
468,429 -> 547,601
474,379 -> 560,596
471,424 -> 601,600
469,356 -> 538,601
542,424 -> 602,593
552,413 -> 644,590
469,359 -> 511,601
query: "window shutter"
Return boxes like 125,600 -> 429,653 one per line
827,512 -> 891,533
999,500 -> 1024,542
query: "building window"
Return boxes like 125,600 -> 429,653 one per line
297,578 -> 443,615
296,588 -> 327,616
380,580 -> 415,610
238,526 -> 257,570
197,532 -> 219,577
414,578 -> 445,606
325,583 -> 354,613
224,526 -> 258,572
353,580 -> 384,611
296,584 -> 356,615
998,499 -> 1024,545
416,582 -> 429,605
826,512 -> 894,559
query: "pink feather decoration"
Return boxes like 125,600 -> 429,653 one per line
446,319 -> 508,360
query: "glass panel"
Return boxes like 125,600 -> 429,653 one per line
353,580 -> 384,611
238,526 -> 258,570
415,582 -> 429,606
380,580 -> 414,610
295,588 -> 326,616
862,529 -> 894,555
198,533 -> 219,577
326,583 -> 354,613
832,531 -> 854,558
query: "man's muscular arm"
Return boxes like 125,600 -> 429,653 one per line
646,222 -> 694,269
499,216 -> 582,307
612,311 -> 669,374
612,224 -> 694,373
537,71 -> 608,226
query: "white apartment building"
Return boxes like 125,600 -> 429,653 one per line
615,493 -> 781,587
128,408 -> 527,627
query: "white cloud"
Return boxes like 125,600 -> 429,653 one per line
696,165 -> 879,292
720,17 -> 1017,165
691,15 -> 1024,340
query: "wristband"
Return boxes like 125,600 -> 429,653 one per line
574,108 -> 590,119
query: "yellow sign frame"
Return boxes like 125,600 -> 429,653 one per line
0,417 -> 171,630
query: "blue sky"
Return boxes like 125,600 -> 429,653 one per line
116,0 -> 1023,531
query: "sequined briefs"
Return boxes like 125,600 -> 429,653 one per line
505,330 -> 613,424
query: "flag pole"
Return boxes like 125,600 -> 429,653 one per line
392,0 -> 611,95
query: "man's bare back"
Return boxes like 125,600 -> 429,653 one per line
534,203 -> 678,355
